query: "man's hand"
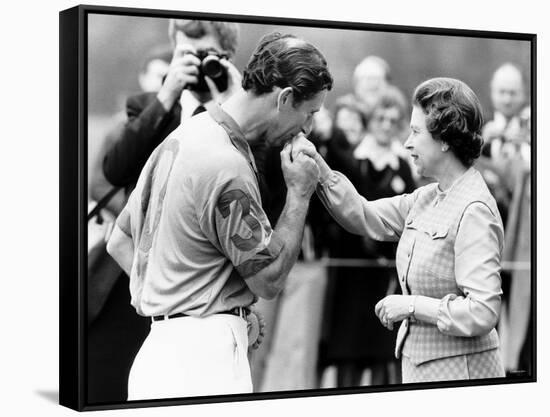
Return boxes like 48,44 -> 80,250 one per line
290,133 -> 318,161
290,134 -> 333,184
156,43 -> 201,111
204,58 -> 243,104
375,295 -> 413,331
281,142 -> 319,200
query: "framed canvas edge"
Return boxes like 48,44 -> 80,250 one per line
59,3 -> 537,412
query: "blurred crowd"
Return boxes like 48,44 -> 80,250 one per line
87,20 -> 532,402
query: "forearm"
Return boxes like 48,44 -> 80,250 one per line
315,155 -> 404,242
106,224 -> 134,276
411,293 -> 500,337
156,88 -> 180,112
247,191 -> 310,299
103,98 -> 172,186
272,190 -> 310,274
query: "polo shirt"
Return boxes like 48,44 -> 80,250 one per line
116,104 -> 283,317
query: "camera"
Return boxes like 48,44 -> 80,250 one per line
187,50 -> 229,93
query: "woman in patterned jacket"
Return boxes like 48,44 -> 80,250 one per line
293,77 -> 506,383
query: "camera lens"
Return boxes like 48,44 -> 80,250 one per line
187,51 -> 228,92
201,55 -> 224,79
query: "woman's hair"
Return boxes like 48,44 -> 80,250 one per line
168,20 -> 240,57
371,85 -> 408,124
333,94 -> 368,128
242,32 -> 333,104
413,77 -> 484,167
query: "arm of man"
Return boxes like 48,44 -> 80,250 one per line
102,93 -> 178,187
103,45 -> 206,187
245,148 -> 318,298
199,145 -> 318,300
106,223 -> 134,277
244,184 -> 310,299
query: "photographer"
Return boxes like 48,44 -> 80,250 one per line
103,19 -> 242,188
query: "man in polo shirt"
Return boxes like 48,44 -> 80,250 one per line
107,32 -> 333,400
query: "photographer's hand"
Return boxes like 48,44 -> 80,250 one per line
204,58 -> 243,104
156,42 -> 201,111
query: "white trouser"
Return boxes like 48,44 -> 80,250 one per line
127,314 -> 252,400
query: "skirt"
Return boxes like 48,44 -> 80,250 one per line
401,348 -> 505,383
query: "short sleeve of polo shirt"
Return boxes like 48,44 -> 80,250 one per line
198,173 -> 284,279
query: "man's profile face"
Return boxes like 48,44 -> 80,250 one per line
267,89 -> 328,147
491,67 -> 525,119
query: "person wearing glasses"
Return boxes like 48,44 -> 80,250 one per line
320,86 -> 415,387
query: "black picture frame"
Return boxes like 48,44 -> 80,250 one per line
59,4 -> 536,412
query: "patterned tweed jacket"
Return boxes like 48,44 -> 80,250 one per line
318,167 -> 504,365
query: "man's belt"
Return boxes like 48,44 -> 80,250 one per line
151,306 -> 249,322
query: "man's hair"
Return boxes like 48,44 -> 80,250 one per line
242,32 -> 333,104
413,77 -> 484,167
353,55 -> 391,84
168,19 -> 240,57
490,62 -> 524,88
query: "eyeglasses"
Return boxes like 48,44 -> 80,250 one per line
372,114 -> 401,126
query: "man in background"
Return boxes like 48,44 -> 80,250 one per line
102,19 -> 242,188
481,63 -> 531,376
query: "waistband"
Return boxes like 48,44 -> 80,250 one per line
151,306 -> 249,322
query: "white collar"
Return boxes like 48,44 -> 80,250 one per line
353,134 -> 400,171
492,111 -> 521,131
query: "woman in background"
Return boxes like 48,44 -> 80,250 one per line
320,89 -> 415,387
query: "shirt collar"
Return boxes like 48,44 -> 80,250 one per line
436,167 -> 475,199
206,103 -> 259,178
353,134 -> 400,170
180,90 -> 209,121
